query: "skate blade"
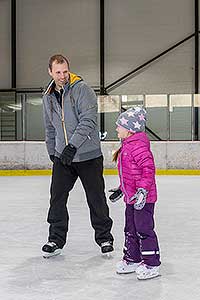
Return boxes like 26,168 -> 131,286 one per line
137,273 -> 160,280
116,270 -> 136,274
101,252 -> 113,259
42,249 -> 61,259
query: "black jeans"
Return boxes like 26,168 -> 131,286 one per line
47,156 -> 114,248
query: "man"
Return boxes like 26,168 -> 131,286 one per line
42,54 -> 114,258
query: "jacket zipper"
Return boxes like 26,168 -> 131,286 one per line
61,88 -> 68,145
119,149 -> 129,201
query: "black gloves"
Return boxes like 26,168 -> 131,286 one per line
49,155 -> 55,163
60,144 -> 77,166
108,188 -> 123,202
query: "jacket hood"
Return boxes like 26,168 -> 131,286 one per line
123,132 -> 148,145
44,72 -> 82,95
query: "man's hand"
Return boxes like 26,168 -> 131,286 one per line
108,188 -> 123,202
60,144 -> 77,166
128,188 -> 148,210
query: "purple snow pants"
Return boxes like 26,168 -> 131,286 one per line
123,203 -> 161,266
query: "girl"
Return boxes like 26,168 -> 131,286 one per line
110,107 -> 161,280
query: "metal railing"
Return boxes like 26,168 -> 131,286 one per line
0,90 -> 200,141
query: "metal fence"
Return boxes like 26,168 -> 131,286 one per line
0,90 -> 200,141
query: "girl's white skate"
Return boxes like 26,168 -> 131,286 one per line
116,260 -> 141,274
136,263 -> 160,280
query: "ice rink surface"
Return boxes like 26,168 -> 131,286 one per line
0,175 -> 200,300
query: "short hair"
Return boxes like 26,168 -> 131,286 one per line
48,54 -> 70,70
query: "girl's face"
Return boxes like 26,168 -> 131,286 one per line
116,125 -> 132,139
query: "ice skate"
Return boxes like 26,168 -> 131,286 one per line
116,260 -> 141,274
101,241 -> 114,257
42,241 -> 61,258
136,263 -> 160,280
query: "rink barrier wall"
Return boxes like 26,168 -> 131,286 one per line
0,141 -> 200,175
1,169 -> 200,176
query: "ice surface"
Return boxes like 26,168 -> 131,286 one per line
0,175 -> 200,300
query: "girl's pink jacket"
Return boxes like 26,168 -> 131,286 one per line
118,132 -> 157,204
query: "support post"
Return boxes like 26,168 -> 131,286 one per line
100,0 -> 105,137
194,0 -> 199,140
11,0 -> 16,88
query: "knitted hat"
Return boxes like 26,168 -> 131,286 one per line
116,106 -> 147,133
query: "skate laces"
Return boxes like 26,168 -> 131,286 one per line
101,241 -> 112,247
136,263 -> 159,274
46,242 -> 57,247
122,260 -> 137,265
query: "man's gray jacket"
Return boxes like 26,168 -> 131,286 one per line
43,72 -> 102,162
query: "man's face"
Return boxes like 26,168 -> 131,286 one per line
48,61 -> 70,88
